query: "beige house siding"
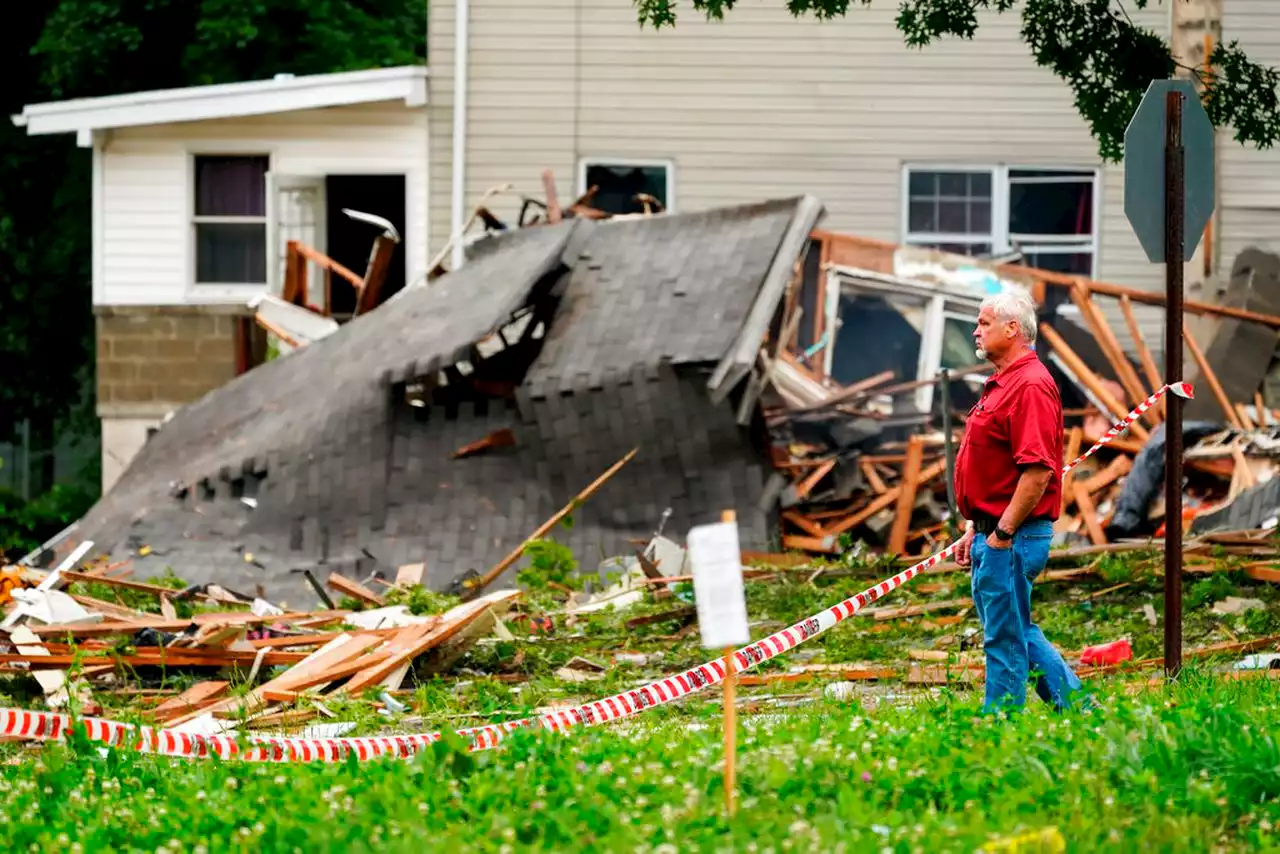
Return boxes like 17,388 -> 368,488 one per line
430,0 -> 1167,318
102,102 -> 429,306
1219,0 -> 1280,267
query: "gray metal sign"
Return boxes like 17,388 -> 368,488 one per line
1123,78 -> 1216,264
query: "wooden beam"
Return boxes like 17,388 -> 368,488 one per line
1070,284 -> 1153,425
860,459 -> 888,494
1182,319 -> 1245,429
1040,323 -> 1149,442
1058,426 -> 1084,519
825,459 -> 948,536
1073,481 -> 1108,546
1079,455 -> 1133,495
1118,294 -> 1165,420
888,435 -> 925,555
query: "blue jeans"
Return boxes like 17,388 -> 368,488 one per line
970,519 -> 1083,713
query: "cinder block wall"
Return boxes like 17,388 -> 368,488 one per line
96,307 -> 243,406
95,305 -> 247,490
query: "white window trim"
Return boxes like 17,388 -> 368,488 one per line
899,163 -> 1102,278
576,156 -> 677,214
826,267 -> 986,413
187,148 -> 274,300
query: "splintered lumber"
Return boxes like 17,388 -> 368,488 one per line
452,428 -> 517,459
165,633 -> 391,726
789,368 -> 895,414
865,598 -> 973,621
28,609 -> 350,639
826,459 -> 948,537
395,563 -> 426,587
1182,319 -> 1245,429
470,448 -> 638,594
148,681 -> 230,722
1079,455 -> 1133,494
1070,284 -> 1153,425
1039,322 -> 1149,442
58,570 -> 210,603
327,573 -> 386,607
1072,482 -> 1108,546
1119,294 -> 1163,402
0,647 -> 310,669
793,458 -> 837,500
1058,427 -> 1085,522
338,590 -> 521,695
860,460 -> 888,493
888,435 -> 926,555
1244,565 -> 1280,583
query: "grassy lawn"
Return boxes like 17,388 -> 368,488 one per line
0,670 -> 1276,852
0,544 -> 1276,851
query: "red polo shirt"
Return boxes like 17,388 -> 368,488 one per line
954,348 -> 1063,521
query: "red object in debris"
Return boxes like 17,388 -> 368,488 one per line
1080,638 -> 1133,666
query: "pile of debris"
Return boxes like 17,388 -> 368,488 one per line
754,234 -> 1280,556
0,546 -> 528,731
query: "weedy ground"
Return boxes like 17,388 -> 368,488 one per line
0,543 -> 1276,851
0,671 -> 1275,852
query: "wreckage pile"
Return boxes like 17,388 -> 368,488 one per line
761,234 -> 1280,559
0,517 -> 1276,742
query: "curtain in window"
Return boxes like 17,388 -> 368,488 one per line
195,156 -> 268,284
196,156 -> 267,217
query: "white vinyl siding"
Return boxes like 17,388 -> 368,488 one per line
100,102 -> 428,306
430,0 -> 1166,304
1219,0 -> 1280,269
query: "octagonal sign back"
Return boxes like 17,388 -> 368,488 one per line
1123,78 -> 1216,264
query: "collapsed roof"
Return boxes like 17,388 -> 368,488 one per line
68,196 -> 824,604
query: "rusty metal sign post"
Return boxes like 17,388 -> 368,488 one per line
1124,79 -> 1216,679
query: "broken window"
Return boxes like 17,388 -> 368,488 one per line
903,165 -> 1098,277
194,155 -> 269,286
825,270 -> 986,414
580,160 -> 671,215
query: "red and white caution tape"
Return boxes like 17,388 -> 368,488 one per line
1064,382 -> 1193,472
0,381 -> 1193,762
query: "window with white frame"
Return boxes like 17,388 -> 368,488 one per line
193,154 -> 269,286
579,160 -> 672,216
903,166 -> 1098,277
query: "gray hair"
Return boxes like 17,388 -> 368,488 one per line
980,287 -> 1038,345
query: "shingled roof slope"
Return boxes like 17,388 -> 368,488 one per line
61,197 -> 823,601
523,197 -> 809,398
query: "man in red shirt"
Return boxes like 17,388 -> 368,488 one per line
954,288 -> 1084,714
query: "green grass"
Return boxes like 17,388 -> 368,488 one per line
0,670 -> 1276,852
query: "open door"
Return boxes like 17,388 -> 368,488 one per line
266,173 -> 326,301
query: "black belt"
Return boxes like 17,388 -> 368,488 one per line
970,513 -> 1051,535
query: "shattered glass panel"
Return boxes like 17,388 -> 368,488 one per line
940,316 -> 979,369
830,293 -> 922,388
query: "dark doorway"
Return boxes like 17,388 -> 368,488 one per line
324,175 -> 407,317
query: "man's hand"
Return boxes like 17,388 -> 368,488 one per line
985,531 -> 1012,550
955,527 -> 974,566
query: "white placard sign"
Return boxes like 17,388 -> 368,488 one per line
688,520 -> 751,649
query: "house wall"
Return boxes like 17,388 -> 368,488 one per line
429,0 -> 1170,340
1219,0 -> 1280,267
96,304 -> 244,491
100,102 -> 429,306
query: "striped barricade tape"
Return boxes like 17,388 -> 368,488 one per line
0,382 -> 1193,761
